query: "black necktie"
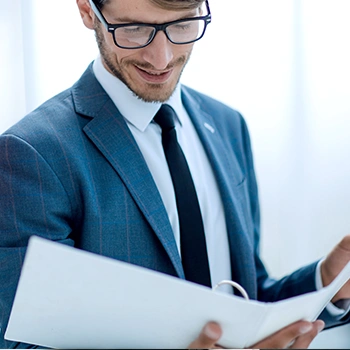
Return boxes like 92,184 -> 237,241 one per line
154,104 -> 211,287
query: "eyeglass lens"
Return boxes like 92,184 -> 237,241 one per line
114,19 -> 206,48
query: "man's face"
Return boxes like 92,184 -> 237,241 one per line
93,0 -> 199,102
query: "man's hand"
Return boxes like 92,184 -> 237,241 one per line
188,320 -> 324,349
252,320 -> 324,349
321,234 -> 350,302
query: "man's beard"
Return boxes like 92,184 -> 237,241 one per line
94,23 -> 191,103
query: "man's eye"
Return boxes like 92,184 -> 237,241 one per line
174,23 -> 192,31
123,26 -> 144,33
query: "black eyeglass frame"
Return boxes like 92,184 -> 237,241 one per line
89,0 -> 211,49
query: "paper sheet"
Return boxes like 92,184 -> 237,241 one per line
5,236 -> 350,349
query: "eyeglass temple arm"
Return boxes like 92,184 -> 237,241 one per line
89,0 -> 109,30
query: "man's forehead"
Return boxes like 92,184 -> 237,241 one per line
101,0 -> 202,23
148,0 -> 204,10
100,0 -> 204,10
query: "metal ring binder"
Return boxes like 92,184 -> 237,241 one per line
213,280 -> 250,300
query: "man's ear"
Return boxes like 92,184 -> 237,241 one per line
76,0 -> 95,30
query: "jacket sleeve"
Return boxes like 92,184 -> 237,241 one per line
239,114 -> 350,329
0,134 -> 75,349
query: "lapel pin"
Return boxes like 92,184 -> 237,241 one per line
204,122 -> 215,134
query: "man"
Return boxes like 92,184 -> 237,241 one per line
0,0 -> 349,348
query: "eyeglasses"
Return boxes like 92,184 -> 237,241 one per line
89,0 -> 211,49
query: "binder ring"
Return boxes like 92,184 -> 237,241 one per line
213,280 -> 250,300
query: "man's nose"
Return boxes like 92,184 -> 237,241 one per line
141,31 -> 174,70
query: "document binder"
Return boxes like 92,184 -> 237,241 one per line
5,236 -> 350,349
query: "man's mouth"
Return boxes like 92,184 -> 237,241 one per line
134,65 -> 173,83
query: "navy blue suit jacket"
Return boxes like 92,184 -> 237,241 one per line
0,64 -> 348,348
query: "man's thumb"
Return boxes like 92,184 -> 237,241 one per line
188,322 -> 222,349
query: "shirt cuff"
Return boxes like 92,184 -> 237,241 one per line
315,259 -> 350,317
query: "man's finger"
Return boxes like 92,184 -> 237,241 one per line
290,320 -> 324,348
188,322 -> 222,349
252,320 -> 317,349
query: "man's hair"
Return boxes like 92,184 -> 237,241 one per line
93,0 -> 205,10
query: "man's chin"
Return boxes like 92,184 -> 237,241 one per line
131,84 -> 177,103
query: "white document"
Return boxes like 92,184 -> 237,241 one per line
5,236 -> 350,349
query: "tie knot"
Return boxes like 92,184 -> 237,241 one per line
154,104 -> 176,131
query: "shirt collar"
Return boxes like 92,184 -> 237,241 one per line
93,56 -> 183,132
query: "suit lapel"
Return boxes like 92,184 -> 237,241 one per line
71,65 -> 184,278
182,88 -> 257,298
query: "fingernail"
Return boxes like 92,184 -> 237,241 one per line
299,324 -> 313,334
204,324 -> 220,340
317,322 -> 325,333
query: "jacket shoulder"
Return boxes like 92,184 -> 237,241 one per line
181,85 -> 243,120
3,89 -> 75,138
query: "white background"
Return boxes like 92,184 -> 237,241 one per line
1,0 -> 350,347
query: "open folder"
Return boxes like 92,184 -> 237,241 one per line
5,236 -> 350,349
